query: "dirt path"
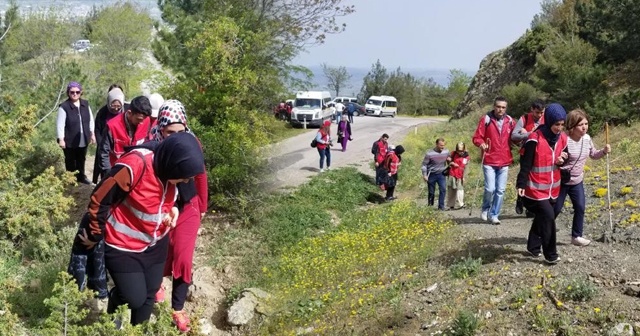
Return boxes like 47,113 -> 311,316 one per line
265,116 -> 445,190
388,168 -> 640,335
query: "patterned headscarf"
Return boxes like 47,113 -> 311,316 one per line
151,99 -> 192,141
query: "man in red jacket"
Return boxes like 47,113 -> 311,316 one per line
472,96 -> 515,225
511,99 -> 545,216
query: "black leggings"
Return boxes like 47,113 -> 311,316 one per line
107,262 -> 165,325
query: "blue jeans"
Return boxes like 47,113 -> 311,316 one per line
318,147 -> 331,169
428,172 -> 446,210
482,165 -> 509,219
553,182 -> 586,238
335,112 -> 342,123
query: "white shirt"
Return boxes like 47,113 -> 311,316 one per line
335,102 -> 345,112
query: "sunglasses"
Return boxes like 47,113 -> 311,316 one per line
110,104 -> 122,110
69,91 -> 82,95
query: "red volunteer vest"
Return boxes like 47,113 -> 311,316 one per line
316,130 -> 329,150
105,148 -> 177,252
375,140 -> 388,164
519,113 -> 545,155
106,113 -> 150,166
524,130 -> 567,200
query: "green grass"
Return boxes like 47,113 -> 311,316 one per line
264,118 -> 310,143
449,256 -> 483,279
208,167 -> 454,334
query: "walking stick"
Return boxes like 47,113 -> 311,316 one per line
469,139 -> 490,216
605,122 -> 613,232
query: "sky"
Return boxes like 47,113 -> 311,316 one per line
294,0 -> 543,71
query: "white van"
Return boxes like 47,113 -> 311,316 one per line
290,91 -> 333,127
365,95 -> 398,117
332,96 -> 358,104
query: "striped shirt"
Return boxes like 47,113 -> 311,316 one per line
560,134 -> 606,185
421,148 -> 450,175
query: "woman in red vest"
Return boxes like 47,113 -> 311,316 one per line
78,132 -> 205,326
315,120 -> 333,172
150,100 -> 208,332
516,103 -> 568,265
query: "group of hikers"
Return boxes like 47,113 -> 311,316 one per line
471,97 -> 609,264
57,82 -> 204,332
318,96 -> 609,266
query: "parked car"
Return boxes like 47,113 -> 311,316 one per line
347,102 -> 366,116
72,39 -> 92,52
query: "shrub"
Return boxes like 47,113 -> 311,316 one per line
500,82 -> 546,119
620,186 -> 633,195
558,277 -> 597,302
450,256 -> 482,279
447,310 -> 480,336
593,188 -> 607,198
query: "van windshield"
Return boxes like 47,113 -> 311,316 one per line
295,98 -> 321,108
367,99 -> 382,106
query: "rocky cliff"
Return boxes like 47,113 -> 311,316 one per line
453,42 -> 530,118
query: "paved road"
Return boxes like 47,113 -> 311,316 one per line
265,115 -> 445,190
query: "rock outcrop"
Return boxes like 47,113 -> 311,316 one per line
454,43 -> 530,119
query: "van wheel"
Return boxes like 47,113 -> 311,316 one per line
392,112 -> 396,118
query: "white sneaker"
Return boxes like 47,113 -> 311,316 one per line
571,236 -> 591,246
481,211 -> 488,221
491,217 -> 501,225
319,169 -> 324,173
326,167 -> 331,170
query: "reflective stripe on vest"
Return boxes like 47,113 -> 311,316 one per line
526,179 -> 561,190
531,165 -> 556,173
107,215 -> 154,243
122,199 -> 163,223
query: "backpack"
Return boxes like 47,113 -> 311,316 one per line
310,139 -> 318,148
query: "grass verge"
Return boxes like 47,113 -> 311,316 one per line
207,167 -> 455,334
264,119 -> 310,143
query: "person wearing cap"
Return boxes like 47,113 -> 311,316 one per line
77,132 -> 205,326
146,93 -> 165,138
149,100 -> 207,332
92,85 -> 128,184
315,120 -> 333,172
516,103 -> 568,265
382,145 -> 405,201
56,81 -> 95,184
98,96 -> 152,178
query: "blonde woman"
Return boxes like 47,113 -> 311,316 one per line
553,109 -> 610,247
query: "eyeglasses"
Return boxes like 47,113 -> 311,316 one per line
69,91 -> 82,95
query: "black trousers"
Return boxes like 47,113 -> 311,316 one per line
523,197 -> 558,260
107,262 -> 165,325
63,146 -> 88,181
386,174 -> 397,198
172,277 -> 189,311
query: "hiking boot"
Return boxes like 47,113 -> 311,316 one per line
544,257 -> 561,265
571,236 -> 591,246
526,250 -> 542,258
78,177 -> 92,185
172,310 -> 191,333
491,217 -> 501,225
481,211 -> 488,221
515,200 -> 524,215
155,285 -> 165,303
